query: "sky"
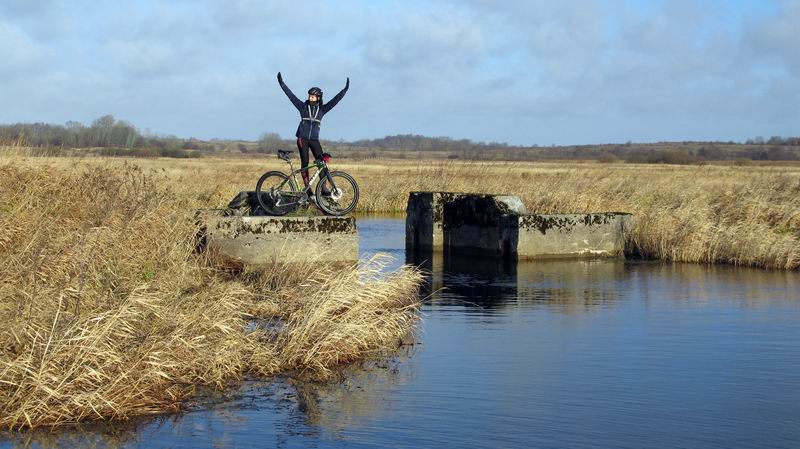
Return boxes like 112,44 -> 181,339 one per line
1,0 -> 798,145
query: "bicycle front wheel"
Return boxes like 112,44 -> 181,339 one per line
315,171 -> 359,216
255,171 -> 297,216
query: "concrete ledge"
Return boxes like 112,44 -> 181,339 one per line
516,213 -> 630,259
198,211 -> 358,265
406,191 -> 631,260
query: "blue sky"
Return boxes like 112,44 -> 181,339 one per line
1,0 -> 798,145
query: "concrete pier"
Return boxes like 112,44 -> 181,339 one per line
406,192 -> 631,260
196,192 -> 358,266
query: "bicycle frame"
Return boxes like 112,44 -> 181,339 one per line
271,157 -> 338,207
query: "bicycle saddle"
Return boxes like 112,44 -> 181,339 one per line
277,149 -> 291,160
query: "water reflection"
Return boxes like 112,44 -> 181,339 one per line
2,418 -> 146,449
1,352 -> 417,449
628,261 -> 800,307
287,351 -> 417,433
407,249 -> 800,316
408,250 -> 631,314
4,217 -> 800,449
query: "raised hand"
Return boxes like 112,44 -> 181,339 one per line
277,72 -> 283,84
345,77 -> 350,89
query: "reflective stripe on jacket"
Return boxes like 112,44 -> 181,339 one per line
279,80 -> 348,140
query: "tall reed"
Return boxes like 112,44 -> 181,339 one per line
107,156 -> 796,269
0,161 -> 422,428
349,160 -> 800,270
5,155 -> 796,270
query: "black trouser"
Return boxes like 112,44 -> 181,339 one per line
296,137 -> 323,188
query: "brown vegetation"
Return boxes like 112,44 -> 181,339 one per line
0,161 -> 421,429
350,160 -> 800,270
4,152 -> 798,271
55,155 -> 794,271
1,147 -> 798,427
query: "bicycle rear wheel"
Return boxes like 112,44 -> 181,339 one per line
255,171 -> 298,216
315,171 -> 359,216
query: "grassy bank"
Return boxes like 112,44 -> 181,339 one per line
0,162 -> 422,429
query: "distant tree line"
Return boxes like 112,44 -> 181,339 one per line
452,143 -> 800,164
2,118 -> 799,163
605,144 -> 800,164
236,132 -> 296,154
0,115 -> 210,158
335,135 -> 800,163
2,115 -> 148,148
346,134 -> 513,153
744,136 -> 800,146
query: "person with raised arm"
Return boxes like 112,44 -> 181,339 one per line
277,72 -> 349,195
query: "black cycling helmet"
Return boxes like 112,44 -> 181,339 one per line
308,87 -> 323,97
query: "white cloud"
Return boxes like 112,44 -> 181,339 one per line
0,21 -> 49,77
743,0 -> 800,76
0,0 -> 797,144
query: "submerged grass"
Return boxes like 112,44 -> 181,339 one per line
0,161 -> 422,429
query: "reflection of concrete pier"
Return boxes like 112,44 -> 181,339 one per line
196,192 -> 358,265
406,250 -> 628,313
406,192 -> 631,260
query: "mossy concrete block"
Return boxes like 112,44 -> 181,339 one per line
405,192 -> 442,251
405,191 -> 528,253
516,213 -> 631,259
405,192 -> 631,260
198,211 -> 358,265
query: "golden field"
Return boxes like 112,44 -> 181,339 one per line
0,151 -> 798,428
8,152 -> 794,268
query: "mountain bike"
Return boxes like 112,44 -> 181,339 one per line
255,149 -> 359,216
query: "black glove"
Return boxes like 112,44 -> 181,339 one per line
277,72 -> 283,84
345,77 -> 350,90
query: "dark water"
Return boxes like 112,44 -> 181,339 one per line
4,217 -> 800,449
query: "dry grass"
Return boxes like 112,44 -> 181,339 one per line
46,154 -> 793,270
275,257 -> 421,375
352,160 -> 800,270
1,150 -> 797,426
306,158 -> 800,270
0,159 -> 422,429
4,153 -> 798,270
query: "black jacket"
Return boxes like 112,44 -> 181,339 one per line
279,79 -> 348,140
